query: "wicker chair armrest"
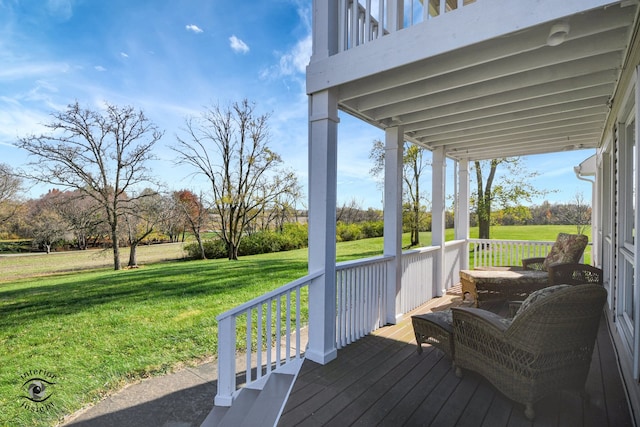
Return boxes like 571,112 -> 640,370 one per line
522,257 -> 546,270
547,263 -> 603,286
451,307 -> 510,334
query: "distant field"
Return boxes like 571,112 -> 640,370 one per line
0,242 -> 189,283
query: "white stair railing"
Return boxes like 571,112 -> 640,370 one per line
215,271 -> 319,406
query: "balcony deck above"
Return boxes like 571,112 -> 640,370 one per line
307,0 -> 639,161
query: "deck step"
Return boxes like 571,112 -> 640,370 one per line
201,373 -> 295,427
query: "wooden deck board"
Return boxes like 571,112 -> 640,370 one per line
279,292 -> 633,426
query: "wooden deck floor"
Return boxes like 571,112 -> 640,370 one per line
279,288 -> 633,427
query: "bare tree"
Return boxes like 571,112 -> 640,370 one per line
16,102 -> 163,270
25,192 -> 68,254
48,189 -> 104,250
158,192 -> 187,243
0,163 -> 23,224
562,191 -> 591,234
174,189 -> 208,259
172,99 -> 300,260
123,189 -> 163,267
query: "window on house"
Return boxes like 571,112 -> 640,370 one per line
623,110 -> 636,248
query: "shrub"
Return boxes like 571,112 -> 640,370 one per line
185,224 -> 309,259
360,221 -> 384,239
184,239 -> 227,259
336,222 -> 363,242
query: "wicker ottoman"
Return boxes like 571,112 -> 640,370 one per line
411,310 -> 454,361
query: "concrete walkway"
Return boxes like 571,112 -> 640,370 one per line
59,362 -> 217,427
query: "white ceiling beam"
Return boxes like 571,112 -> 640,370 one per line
365,52 -> 621,120
449,138 -> 599,161
426,121 -> 603,148
396,76 -> 615,126
346,28 -> 627,112
411,104 -> 608,139
400,87 -> 612,130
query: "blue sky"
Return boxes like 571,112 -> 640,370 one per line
0,0 -> 594,210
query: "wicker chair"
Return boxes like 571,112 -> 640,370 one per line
548,263 -> 603,286
452,284 -> 607,420
522,232 -> 588,271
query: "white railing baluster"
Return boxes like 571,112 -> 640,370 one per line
285,292 -> 291,361
339,0 -> 347,52
256,304 -> 263,379
266,299 -> 272,374
351,0 -> 358,48
276,295 -> 282,367
245,314 -> 252,384
295,287 -> 301,358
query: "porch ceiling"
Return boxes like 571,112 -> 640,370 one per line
337,3 -> 639,161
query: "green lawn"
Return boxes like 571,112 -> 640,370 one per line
0,225 -> 590,426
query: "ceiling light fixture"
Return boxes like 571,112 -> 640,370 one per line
547,21 -> 570,46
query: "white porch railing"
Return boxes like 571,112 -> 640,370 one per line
399,246 -> 438,313
336,255 -> 393,348
338,0 -> 477,52
469,238 -> 555,268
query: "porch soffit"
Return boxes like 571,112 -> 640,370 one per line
324,2 -> 639,162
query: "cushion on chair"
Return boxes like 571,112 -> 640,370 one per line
513,284 -> 572,321
429,309 -> 453,325
542,233 -> 588,271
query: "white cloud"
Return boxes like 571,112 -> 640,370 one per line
94,65 -> 106,72
185,24 -> 203,34
280,35 -> 311,75
260,35 -> 311,80
229,35 -> 249,54
120,52 -> 129,58
0,62 -> 70,80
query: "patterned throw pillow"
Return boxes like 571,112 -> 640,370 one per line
542,233 -> 588,271
513,284 -> 571,321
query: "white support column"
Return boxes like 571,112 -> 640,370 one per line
383,126 -> 403,324
306,89 -> 339,365
432,147 -> 446,296
456,159 -> 470,269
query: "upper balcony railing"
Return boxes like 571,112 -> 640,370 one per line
338,0 -> 477,52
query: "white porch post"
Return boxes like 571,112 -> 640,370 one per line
306,89 -> 339,365
383,126 -> 403,324
432,147 -> 446,296
456,159 -> 470,269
